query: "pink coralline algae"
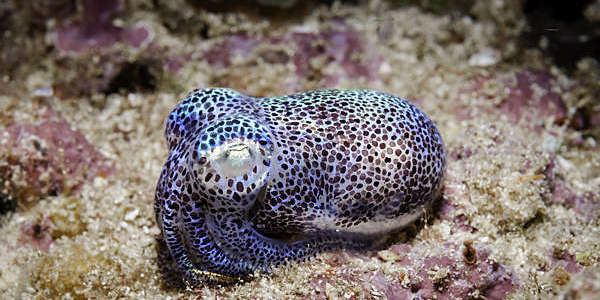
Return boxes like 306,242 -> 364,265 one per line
55,0 -> 150,52
290,29 -> 382,85
437,192 -> 477,233
551,251 -> 584,274
368,243 -> 518,300
203,34 -> 260,68
202,25 -> 382,88
0,108 -> 114,206
18,217 -> 54,252
307,242 -> 518,299
543,156 -> 600,223
499,71 -> 568,125
459,70 -> 570,132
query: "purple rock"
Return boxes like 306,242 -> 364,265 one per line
55,0 -> 150,52
458,71 -> 571,132
544,156 -> 600,222
370,242 -> 520,299
0,108 -> 115,205
18,217 -> 54,252
290,28 -> 382,87
203,34 -> 260,68
202,23 -> 382,89
551,251 -> 583,274
500,71 -> 568,126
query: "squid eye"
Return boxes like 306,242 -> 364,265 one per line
225,143 -> 252,165
217,143 -> 254,177
201,139 -> 270,180
190,115 -> 274,196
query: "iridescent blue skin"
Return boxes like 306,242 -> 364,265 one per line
154,88 -> 446,286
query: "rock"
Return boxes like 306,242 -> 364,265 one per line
500,70 -> 568,126
202,23 -> 382,90
468,49 -> 500,67
361,242 -> 518,299
459,70 -> 570,132
543,155 -> 600,223
0,107 -> 114,212
203,34 -> 260,68
290,28 -> 382,85
55,0 -> 151,53
18,217 -> 54,252
256,0 -> 298,8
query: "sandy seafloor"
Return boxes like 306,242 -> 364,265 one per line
0,0 -> 599,299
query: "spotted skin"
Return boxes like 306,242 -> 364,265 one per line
154,88 -> 446,286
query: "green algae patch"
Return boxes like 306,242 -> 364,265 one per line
26,236 -> 159,299
576,252 -> 599,267
30,242 -> 115,299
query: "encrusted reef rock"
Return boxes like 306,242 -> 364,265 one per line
0,107 -> 114,213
